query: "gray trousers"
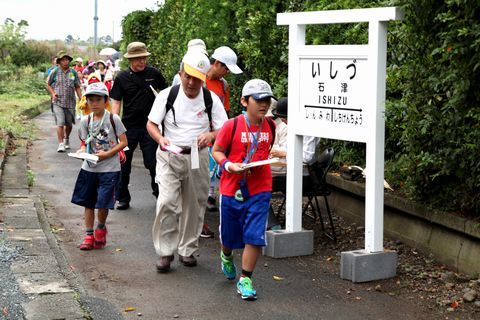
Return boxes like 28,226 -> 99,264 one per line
152,148 -> 210,257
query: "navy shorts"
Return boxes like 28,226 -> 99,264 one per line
219,192 -> 271,249
71,169 -> 120,209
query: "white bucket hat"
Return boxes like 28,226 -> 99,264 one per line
187,38 -> 208,56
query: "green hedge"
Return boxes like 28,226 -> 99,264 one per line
121,0 -> 480,215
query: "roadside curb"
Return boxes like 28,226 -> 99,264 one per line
0,141 -> 89,319
0,131 -> 9,183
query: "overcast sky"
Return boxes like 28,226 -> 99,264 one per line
0,0 -> 161,41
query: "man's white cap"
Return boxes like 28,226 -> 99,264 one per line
212,46 -> 242,74
187,38 -> 207,56
182,51 -> 210,81
85,82 -> 109,97
75,57 -> 83,63
242,79 -> 274,100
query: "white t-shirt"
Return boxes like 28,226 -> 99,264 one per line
148,85 -> 228,146
303,136 -> 320,165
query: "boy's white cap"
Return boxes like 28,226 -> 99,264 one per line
212,46 -> 242,74
75,57 -> 83,63
187,38 -> 207,55
242,79 -> 274,100
85,82 -> 109,97
182,51 -> 210,81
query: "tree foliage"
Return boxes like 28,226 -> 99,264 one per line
121,0 -> 480,215
0,18 -> 28,64
120,10 -> 155,52
385,0 -> 480,214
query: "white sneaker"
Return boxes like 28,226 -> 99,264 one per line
57,143 -> 65,152
63,138 -> 70,150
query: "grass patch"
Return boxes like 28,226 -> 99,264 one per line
26,169 -> 36,187
0,65 -> 50,143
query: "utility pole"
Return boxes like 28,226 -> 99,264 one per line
94,0 -> 98,47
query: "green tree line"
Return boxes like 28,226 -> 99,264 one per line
120,0 -> 480,215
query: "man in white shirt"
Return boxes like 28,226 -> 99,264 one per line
147,51 -> 228,273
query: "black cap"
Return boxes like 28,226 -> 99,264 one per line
272,97 -> 288,118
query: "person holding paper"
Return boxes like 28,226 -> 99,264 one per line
146,51 -> 227,273
211,79 -> 276,301
71,82 -> 127,250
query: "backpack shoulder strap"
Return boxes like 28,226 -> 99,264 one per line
49,67 -> 59,84
202,87 -> 213,131
265,117 -> 276,150
71,68 -> 79,78
225,116 -> 238,158
161,84 -> 180,134
109,112 -> 117,138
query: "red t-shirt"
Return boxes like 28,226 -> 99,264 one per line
206,78 -> 230,112
215,115 -> 275,196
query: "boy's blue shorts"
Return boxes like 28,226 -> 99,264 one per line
71,169 -> 120,209
219,192 -> 271,249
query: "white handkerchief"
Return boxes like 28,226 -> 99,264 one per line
191,138 -> 199,169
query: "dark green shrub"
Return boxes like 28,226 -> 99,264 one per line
10,40 -> 52,67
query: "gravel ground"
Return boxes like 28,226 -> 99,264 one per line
0,228 -> 27,320
285,208 -> 480,320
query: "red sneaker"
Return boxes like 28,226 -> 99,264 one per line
79,235 -> 94,250
94,227 -> 108,249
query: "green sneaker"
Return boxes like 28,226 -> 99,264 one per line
220,251 -> 236,280
236,277 -> 257,301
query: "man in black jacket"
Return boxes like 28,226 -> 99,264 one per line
110,42 -> 168,210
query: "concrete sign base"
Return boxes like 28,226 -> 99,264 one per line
340,250 -> 397,283
263,230 -> 314,258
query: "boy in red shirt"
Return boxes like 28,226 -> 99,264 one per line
212,79 -> 275,301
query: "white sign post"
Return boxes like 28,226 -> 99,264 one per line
266,7 -> 403,282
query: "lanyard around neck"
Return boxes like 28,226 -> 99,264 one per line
243,114 -> 263,164
90,111 -> 107,130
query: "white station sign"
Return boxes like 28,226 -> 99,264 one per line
278,7 -> 404,254
299,57 -> 368,143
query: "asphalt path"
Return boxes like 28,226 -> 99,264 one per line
29,111 -> 435,320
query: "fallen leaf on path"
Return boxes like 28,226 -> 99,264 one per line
115,248 -> 123,252
124,307 -> 136,312
273,275 -> 284,281
326,256 -> 334,261
450,300 -> 459,309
